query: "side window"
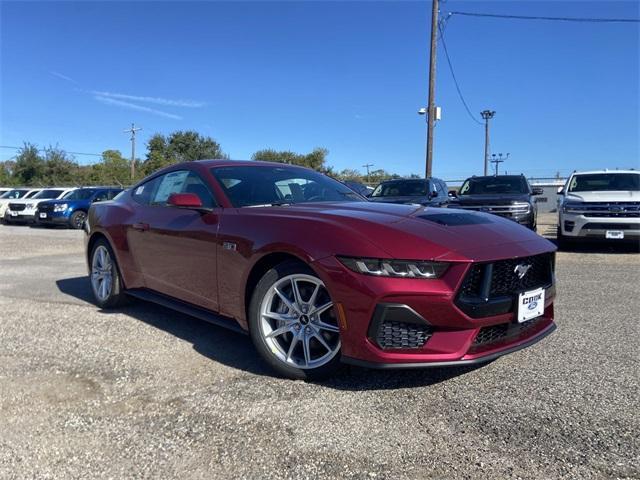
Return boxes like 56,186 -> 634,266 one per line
93,191 -> 109,203
436,181 -> 446,197
429,181 -> 440,197
107,190 -> 120,200
132,176 -> 162,206
180,172 -> 216,208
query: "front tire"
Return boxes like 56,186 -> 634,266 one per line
89,238 -> 128,308
70,210 -> 87,230
248,261 -> 343,380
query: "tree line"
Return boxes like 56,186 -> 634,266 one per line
0,130 -> 413,187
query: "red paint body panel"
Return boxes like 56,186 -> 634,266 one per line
86,160 -> 557,367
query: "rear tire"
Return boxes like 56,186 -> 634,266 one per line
248,260 -> 343,380
89,238 -> 128,308
70,210 -> 87,230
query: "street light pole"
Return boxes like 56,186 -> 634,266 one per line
480,110 -> 495,176
425,0 -> 439,178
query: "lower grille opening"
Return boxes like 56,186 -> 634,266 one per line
376,321 -> 432,349
471,317 -> 544,351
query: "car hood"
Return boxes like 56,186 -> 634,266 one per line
452,193 -> 530,205
565,191 -> 640,202
256,202 -> 554,262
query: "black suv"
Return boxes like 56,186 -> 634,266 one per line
368,178 -> 449,206
448,175 -> 542,229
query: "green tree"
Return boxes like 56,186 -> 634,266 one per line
41,146 -> 78,185
251,147 -> 332,173
142,131 -> 227,175
88,150 -> 133,186
13,143 -> 45,185
0,161 -> 15,186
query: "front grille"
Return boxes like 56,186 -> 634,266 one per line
582,222 -> 640,231
572,202 -> 640,218
8,203 -> 25,211
376,321 -> 432,349
38,203 -> 54,213
472,316 -> 544,349
457,203 -> 530,216
456,253 -> 554,318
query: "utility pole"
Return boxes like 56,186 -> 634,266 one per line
124,123 -> 142,181
362,163 -> 374,183
490,152 -> 509,175
480,110 -> 495,176
425,0 -> 439,178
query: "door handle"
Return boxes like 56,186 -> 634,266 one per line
132,222 -> 149,232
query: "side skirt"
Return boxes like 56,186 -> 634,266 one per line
126,288 -> 247,335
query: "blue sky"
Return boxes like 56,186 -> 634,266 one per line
1,1 -> 638,179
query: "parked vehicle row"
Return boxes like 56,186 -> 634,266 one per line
0,187 -> 123,228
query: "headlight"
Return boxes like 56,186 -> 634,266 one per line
562,202 -> 585,213
338,256 -> 449,278
53,203 -> 68,212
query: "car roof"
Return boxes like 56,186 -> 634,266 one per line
571,169 -> 638,175
465,175 -> 524,180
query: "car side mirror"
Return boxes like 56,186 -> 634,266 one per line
532,187 -> 544,195
167,192 -> 204,210
448,190 -> 457,198
557,187 -> 564,195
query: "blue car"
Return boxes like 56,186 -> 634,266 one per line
35,187 -> 123,229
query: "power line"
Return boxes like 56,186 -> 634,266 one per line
448,11 -> 640,23
437,22 -> 483,126
0,145 -> 103,157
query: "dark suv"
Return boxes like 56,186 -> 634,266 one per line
368,178 -> 449,206
449,175 -> 542,229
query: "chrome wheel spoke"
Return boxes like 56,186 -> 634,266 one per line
286,332 -> 300,362
266,324 -> 292,339
262,311 -> 295,323
316,319 -> 339,333
311,301 -> 333,316
312,330 -> 332,353
308,283 -> 320,308
291,278 -> 303,307
302,334 -> 311,365
274,287 -> 300,315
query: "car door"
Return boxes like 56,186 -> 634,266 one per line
127,170 -> 221,312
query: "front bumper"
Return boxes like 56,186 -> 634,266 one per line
560,212 -> 640,239
35,210 -> 71,225
313,255 -> 556,367
4,210 -> 36,223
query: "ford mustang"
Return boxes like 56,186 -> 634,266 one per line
85,160 -> 557,379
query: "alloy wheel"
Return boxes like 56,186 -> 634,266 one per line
259,274 -> 340,369
91,245 -> 113,302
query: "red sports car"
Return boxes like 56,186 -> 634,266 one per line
85,160 -> 557,379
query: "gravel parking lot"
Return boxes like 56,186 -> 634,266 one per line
1,218 -> 638,479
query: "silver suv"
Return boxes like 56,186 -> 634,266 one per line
557,170 -> 639,247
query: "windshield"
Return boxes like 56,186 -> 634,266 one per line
371,180 -> 428,198
459,176 -> 528,195
568,173 -> 640,192
211,165 -> 364,207
63,189 -> 96,200
32,189 -> 65,199
1,189 -> 29,199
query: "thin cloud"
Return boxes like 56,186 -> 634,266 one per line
91,91 -> 206,108
94,96 -> 182,120
50,71 -> 80,86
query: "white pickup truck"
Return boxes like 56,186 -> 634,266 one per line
557,170 -> 639,247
